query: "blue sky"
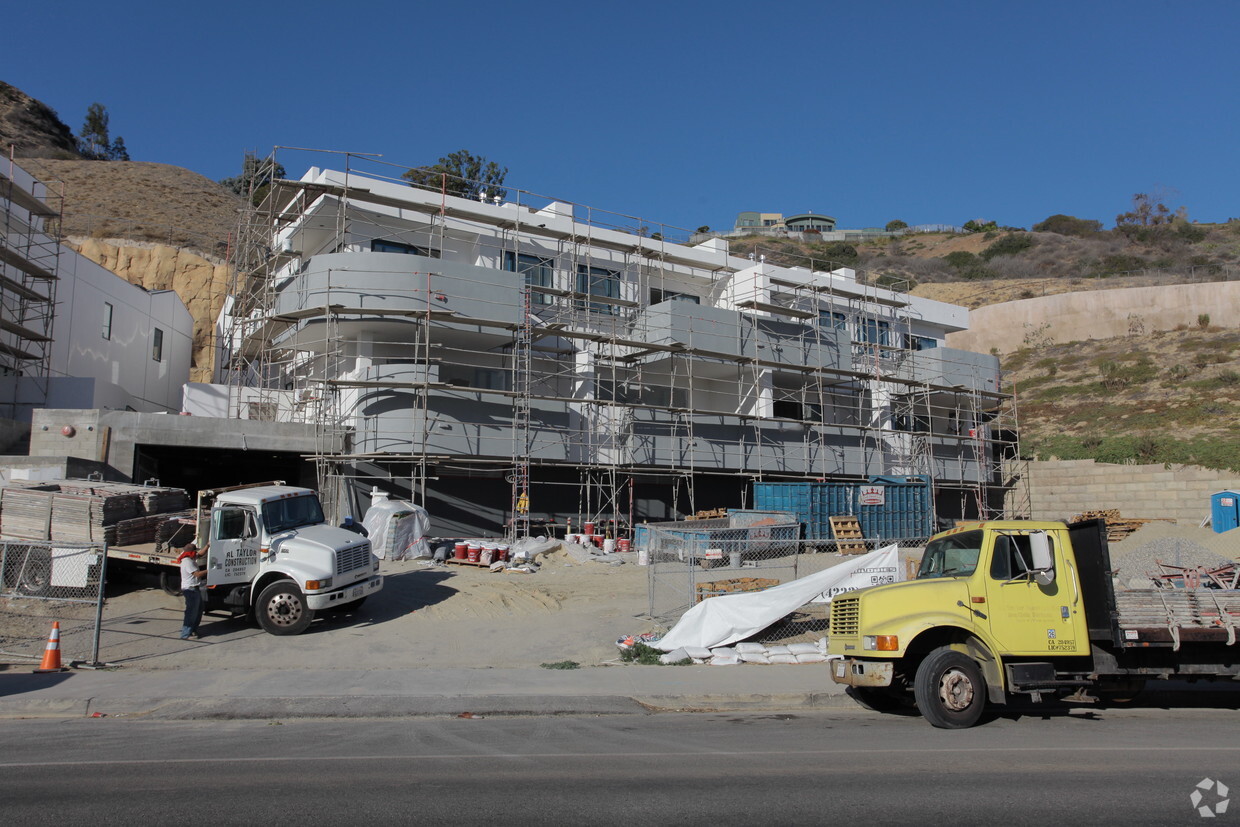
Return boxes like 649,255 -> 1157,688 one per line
6,1 -> 1238,235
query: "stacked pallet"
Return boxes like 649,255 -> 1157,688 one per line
1071,509 -> 1176,543
686,508 -> 728,521
0,486 -> 57,539
0,480 -> 192,545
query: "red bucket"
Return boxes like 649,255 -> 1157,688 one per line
618,538 -> 631,552
467,543 -> 481,562
454,542 -> 468,560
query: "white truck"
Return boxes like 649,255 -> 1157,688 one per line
198,483 -> 383,635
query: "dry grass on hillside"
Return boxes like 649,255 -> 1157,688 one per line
21,159 -> 242,261
1001,325 -> 1240,471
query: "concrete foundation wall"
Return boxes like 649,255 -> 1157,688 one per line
947,281 -> 1240,355
1021,458 -> 1240,527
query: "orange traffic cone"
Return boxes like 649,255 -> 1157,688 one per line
34,621 -> 68,673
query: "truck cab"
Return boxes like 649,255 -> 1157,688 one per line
203,485 -> 382,635
828,520 -> 1093,727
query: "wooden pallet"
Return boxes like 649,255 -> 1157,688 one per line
445,557 -> 495,568
686,508 -> 728,521
829,515 -> 867,555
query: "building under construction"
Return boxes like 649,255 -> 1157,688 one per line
212,151 -> 1021,537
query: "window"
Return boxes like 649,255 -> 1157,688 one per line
473,368 -> 507,390
371,239 -> 438,257
917,530 -> 983,579
819,311 -> 848,331
152,328 -> 164,362
859,318 -> 890,346
650,289 -> 699,306
576,264 -> 621,315
503,252 -> 555,305
905,334 -> 937,351
990,534 -> 1052,580
102,303 -> 113,340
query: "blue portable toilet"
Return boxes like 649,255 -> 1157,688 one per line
1211,490 -> 1240,533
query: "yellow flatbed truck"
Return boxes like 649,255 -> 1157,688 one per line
829,519 -> 1240,728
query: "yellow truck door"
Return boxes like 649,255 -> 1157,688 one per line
982,531 -> 1089,656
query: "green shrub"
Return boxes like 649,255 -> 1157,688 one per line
1031,214 -> 1104,237
1177,222 -> 1208,242
980,233 -> 1035,261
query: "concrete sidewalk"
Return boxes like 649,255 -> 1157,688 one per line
0,663 -> 852,720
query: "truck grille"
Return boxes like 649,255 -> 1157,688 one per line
830,594 -> 861,637
336,542 -> 372,576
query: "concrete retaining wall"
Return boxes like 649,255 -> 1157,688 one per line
947,281 -> 1240,355
1021,459 -> 1240,526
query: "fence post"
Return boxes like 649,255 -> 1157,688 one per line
86,549 -> 108,667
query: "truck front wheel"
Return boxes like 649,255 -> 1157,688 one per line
255,580 -> 314,636
914,647 -> 986,729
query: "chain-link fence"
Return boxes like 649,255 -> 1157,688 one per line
644,513 -> 928,644
0,541 -> 108,666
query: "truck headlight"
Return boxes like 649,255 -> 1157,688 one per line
305,578 -> 332,591
863,635 -> 899,651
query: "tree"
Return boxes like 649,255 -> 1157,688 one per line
77,102 -> 129,160
402,150 -> 507,201
1116,191 -> 1180,228
885,219 -> 908,232
220,152 -> 287,205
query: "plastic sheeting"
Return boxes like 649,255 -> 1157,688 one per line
362,500 -> 431,561
654,545 -> 901,652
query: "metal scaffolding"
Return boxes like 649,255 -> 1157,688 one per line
223,149 -> 1022,529
0,150 -> 62,421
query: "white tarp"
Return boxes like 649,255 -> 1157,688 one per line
362,500 -> 431,560
654,545 -> 901,652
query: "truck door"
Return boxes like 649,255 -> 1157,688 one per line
207,505 -> 262,587
983,532 -> 1087,656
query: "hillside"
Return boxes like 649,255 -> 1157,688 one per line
21,158 -> 241,261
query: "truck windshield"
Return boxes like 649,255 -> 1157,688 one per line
917,530 -> 983,579
263,495 -> 325,533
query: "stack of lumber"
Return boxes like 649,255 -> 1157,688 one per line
1071,509 -> 1177,543
686,508 -> 728,521
696,576 -> 780,602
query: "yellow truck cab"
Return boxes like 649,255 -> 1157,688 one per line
829,519 -> 1240,728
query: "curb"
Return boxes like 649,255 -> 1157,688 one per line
0,691 -> 858,720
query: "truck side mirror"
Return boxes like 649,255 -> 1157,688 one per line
1030,531 -> 1055,586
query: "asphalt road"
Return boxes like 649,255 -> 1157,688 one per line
2,708 -> 1237,824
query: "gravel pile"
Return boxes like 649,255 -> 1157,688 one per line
1109,522 -> 1238,590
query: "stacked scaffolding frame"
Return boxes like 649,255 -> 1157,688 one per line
0,152 -> 62,420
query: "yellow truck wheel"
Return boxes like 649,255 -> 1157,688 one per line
914,646 -> 986,729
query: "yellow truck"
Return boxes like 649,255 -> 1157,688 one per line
829,519 -> 1240,728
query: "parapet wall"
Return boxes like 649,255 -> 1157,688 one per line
1019,459 -> 1240,527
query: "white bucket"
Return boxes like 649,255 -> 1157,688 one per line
603,538 -> 616,554
638,549 -> 649,566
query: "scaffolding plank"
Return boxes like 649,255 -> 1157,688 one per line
0,174 -> 59,217
0,245 -> 57,280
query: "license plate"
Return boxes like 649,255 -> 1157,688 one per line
350,585 -> 363,599
834,661 -> 846,678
